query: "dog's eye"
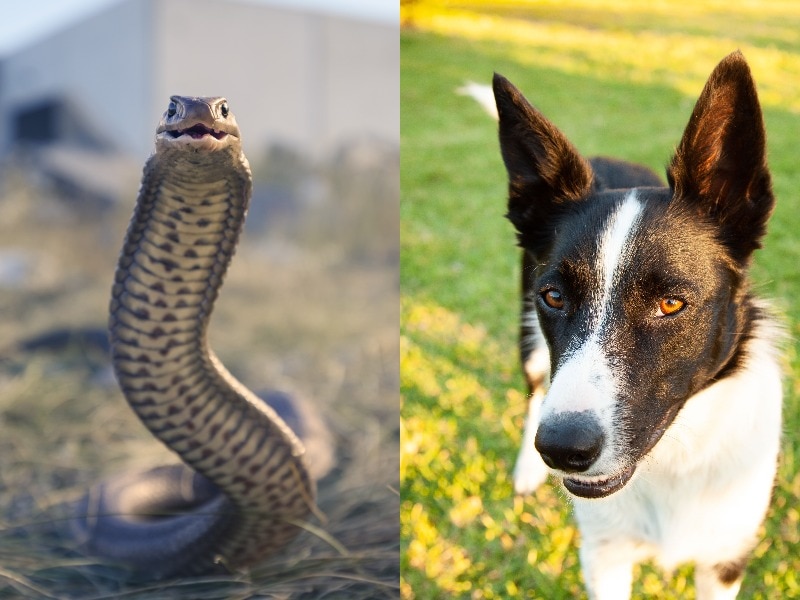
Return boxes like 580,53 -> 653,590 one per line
542,289 -> 565,310
657,297 -> 685,317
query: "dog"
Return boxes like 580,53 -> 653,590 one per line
489,51 -> 783,598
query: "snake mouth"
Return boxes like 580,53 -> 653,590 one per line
167,124 -> 228,140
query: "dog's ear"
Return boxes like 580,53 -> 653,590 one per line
493,73 -> 593,254
668,51 -> 774,264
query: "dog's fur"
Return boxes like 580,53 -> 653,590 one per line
490,52 -> 783,598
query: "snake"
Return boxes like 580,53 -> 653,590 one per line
71,96 -> 317,579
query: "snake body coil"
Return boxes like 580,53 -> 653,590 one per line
73,97 -> 315,577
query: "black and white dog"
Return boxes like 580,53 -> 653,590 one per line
491,52 -> 783,598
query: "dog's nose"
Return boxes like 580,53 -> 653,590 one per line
534,411 -> 604,473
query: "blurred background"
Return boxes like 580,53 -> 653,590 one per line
0,0 -> 399,597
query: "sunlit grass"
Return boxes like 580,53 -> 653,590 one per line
401,300 -> 584,598
403,0 -> 800,111
401,1 -> 800,598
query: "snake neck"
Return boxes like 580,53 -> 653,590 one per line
111,152 -> 249,375
108,149 -> 315,568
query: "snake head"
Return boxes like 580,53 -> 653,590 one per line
156,96 -> 242,151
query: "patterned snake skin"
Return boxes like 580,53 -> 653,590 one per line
72,97 -> 316,578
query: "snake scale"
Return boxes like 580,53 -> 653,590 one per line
71,96 -> 316,578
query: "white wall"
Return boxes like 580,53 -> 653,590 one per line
152,0 -> 398,159
0,0 -> 152,158
0,0 -> 399,162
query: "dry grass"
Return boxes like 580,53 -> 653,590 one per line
0,145 -> 399,598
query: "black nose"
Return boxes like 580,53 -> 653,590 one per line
534,411 -> 604,473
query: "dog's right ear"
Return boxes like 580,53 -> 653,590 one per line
667,51 -> 774,265
493,73 -> 593,254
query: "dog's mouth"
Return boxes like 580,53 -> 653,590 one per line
560,404 -> 681,499
563,465 -> 636,499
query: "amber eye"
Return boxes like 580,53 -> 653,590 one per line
658,297 -> 685,317
542,289 -> 565,310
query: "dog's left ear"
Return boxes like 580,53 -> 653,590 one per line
493,73 -> 594,255
668,51 -> 774,264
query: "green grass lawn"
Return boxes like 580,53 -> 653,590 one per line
400,2 -> 800,598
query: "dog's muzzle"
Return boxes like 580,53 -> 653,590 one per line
535,410 -> 636,499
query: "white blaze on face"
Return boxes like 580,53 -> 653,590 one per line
596,193 -> 644,328
539,191 -> 644,471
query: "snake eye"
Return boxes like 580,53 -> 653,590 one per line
657,297 -> 685,317
220,102 -> 229,118
167,101 -> 177,117
542,289 -> 565,310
